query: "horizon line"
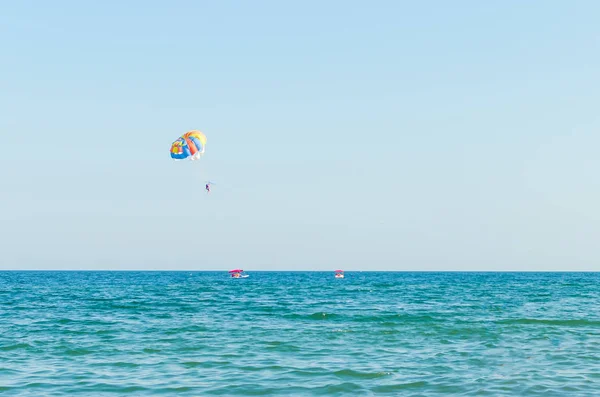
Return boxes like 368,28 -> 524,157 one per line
0,269 -> 598,273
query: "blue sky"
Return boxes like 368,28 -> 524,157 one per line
1,1 -> 599,270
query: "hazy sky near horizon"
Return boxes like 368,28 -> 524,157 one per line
1,1 -> 599,270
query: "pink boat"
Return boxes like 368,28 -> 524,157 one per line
229,269 -> 248,278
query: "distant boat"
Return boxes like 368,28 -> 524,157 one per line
334,270 -> 344,279
229,269 -> 249,278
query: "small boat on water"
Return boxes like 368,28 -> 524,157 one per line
334,269 -> 344,279
229,269 -> 249,278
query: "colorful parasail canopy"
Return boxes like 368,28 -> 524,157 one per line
334,270 -> 344,273
170,130 -> 207,160
229,269 -> 243,273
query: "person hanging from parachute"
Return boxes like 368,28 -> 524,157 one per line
205,181 -> 216,193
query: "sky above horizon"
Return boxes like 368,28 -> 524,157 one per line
1,1 -> 599,271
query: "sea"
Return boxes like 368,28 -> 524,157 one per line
0,271 -> 599,396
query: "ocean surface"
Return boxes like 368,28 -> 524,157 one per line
1,271 -> 599,396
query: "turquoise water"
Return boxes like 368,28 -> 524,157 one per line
1,271 -> 599,396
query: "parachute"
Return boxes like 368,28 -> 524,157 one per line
170,130 -> 207,161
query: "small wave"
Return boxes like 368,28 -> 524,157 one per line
286,367 -> 329,377
95,329 -> 118,336
108,304 -> 142,310
181,360 -> 231,368
279,312 -> 340,321
153,386 -> 194,394
334,369 -> 392,379
499,318 -> 600,327
315,382 -> 365,394
64,348 -> 93,356
285,312 -> 438,323
371,381 -> 428,392
238,365 -> 287,372
0,343 -> 31,351
164,325 -> 208,334
265,343 -> 301,352
308,312 -> 339,320
87,384 -> 150,393
111,361 -> 140,368
19,382 -> 58,389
